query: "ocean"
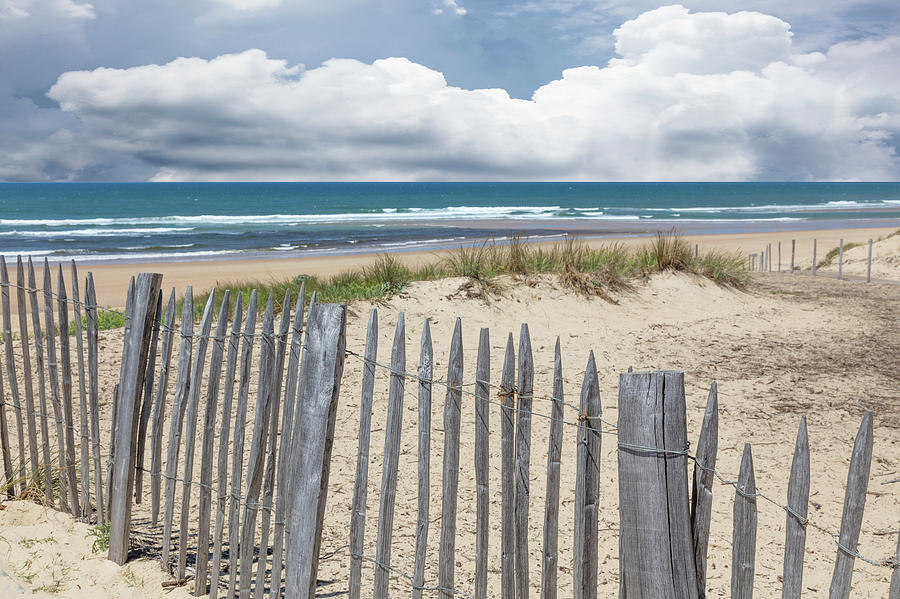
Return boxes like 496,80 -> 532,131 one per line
1,182 -> 899,263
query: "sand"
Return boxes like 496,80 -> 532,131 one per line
0,227 -> 898,598
5,226 -> 895,311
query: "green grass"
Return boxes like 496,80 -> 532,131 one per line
87,522 -> 110,554
185,229 -> 750,317
815,229 -> 899,269
66,309 -> 126,336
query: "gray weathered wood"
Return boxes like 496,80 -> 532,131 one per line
57,267 -> 81,518
226,291 -> 257,599
573,352 -> 601,599
284,302 -> 346,599
70,263 -> 92,518
829,410 -> 874,599
176,291 -> 216,582
866,239 -> 873,283
374,314 -> 407,599
791,240 -> 796,273
237,294 -> 276,599
812,239 -> 817,275
475,327 -> 491,599
15,258 -> 40,491
108,272 -> 163,565
514,323 -> 533,599
0,256 -> 26,497
437,317 -> 464,599
0,260 -> 13,498
134,289 -> 162,504
778,241 -> 782,272
44,261 -> 70,511
540,338 -> 563,599
209,292 -> 243,599
617,370 -> 698,599
500,333 -> 516,599
161,287 -> 194,571
731,443 -> 757,599
195,291 -> 231,596
149,288 -> 176,525
889,525 -> 900,599
838,238 -> 844,280
269,285 -> 305,599
691,382 -> 718,598
26,259 -> 53,505
782,417 -> 809,599
85,274 -> 104,522
253,290 -> 291,599
412,319 -> 433,599
348,308 -> 378,599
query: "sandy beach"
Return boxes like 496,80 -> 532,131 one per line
0,225 -> 898,598
8,225 -> 895,311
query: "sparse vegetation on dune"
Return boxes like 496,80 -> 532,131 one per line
188,229 -> 751,318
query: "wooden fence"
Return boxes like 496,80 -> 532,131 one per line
748,237 -> 885,283
0,259 -> 898,598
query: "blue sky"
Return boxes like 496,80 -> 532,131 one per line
1,0 -> 899,181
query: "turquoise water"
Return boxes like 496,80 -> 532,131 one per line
1,182 -> 899,262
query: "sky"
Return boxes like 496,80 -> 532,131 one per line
1,0 -> 899,182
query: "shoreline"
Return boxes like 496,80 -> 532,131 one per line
4,224 -> 889,310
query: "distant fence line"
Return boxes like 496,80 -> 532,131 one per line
748,236 -> 890,284
0,256 -> 899,599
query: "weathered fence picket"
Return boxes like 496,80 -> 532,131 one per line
474,327 -> 490,599
349,308 -> 378,599
238,294 -> 276,599
195,290 -> 231,596
57,268 -> 81,519
514,324 -> 533,599
438,318 -> 463,599
574,352 -> 601,599
411,319 -> 433,599
15,258 -> 39,495
284,302 -> 347,599
829,410 -> 874,599
26,259 -> 53,506
540,338 -> 563,599
731,443 -> 757,599
691,383 -> 718,598
134,289 -> 162,504
161,287 -> 194,572
85,274 -> 104,522
781,417 -> 810,599
71,263 -> 92,518
373,314 -> 407,599
108,272 -> 162,565
209,292 -> 243,599
1,256 -> 26,497
149,288 -> 176,525
500,333 -> 516,599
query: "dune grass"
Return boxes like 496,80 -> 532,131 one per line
815,228 -> 899,269
187,229 -> 750,319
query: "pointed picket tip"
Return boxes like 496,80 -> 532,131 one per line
452,316 -> 462,344
56,264 -> 68,297
421,316 -> 431,348
391,313 -> 406,365
737,443 -> 756,492
581,351 -> 598,397
246,289 -> 258,323
518,323 -> 531,352
232,289 -> 242,322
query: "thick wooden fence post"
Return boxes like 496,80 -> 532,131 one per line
691,383 -> 718,598
374,314 -> 407,599
284,302 -> 347,599
781,417 -> 809,599
349,309 -> 378,599
540,338 -> 563,599
411,319 -> 433,599
108,272 -> 163,565
618,370 -> 698,599
829,410 -> 874,599
474,328 -> 490,599
438,318 -> 464,599
731,444 -> 757,599
573,352 -> 601,599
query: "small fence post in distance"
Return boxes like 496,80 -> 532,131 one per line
791,239 -> 796,273
812,239 -> 817,275
838,239 -> 844,280
107,272 -> 163,565
866,239 -> 872,283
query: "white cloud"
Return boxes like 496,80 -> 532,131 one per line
36,5 -> 900,181
208,0 -> 282,12
432,0 -> 466,17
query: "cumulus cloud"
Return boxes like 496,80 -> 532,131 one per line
33,5 -> 900,181
432,0 -> 466,17
1,0 -> 94,22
